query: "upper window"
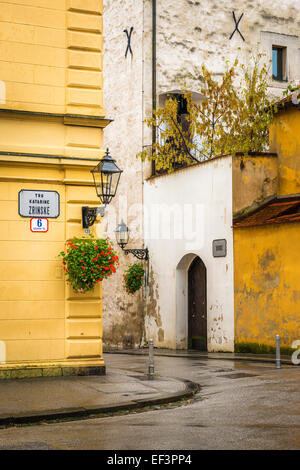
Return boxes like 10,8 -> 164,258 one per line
156,93 -> 191,173
150,90 -> 205,176
272,46 -> 287,81
261,31 -> 299,88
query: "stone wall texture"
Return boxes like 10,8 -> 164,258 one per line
103,0 -> 300,349
102,0 -> 149,348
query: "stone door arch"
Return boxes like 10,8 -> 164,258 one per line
176,253 -> 207,349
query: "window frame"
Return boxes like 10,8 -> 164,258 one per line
272,45 -> 287,82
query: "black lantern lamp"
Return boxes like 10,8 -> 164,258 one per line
91,148 -> 122,205
115,220 -> 148,260
82,148 -> 122,230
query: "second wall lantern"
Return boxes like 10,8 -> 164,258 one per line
115,220 -> 148,260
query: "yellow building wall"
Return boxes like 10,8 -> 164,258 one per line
269,106 -> 300,196
0,0 -> 104,116
232,154 -> 278,218
0,154 -> 105,372
0,0 -> 108,375
234,106 -> 300,351
234,223 -> 300,349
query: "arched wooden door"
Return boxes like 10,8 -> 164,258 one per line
188,257 -> 207,350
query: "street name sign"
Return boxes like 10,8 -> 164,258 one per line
30,218 -> 49,232
19,190 -> 60,218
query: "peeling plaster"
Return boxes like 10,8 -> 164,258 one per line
103,0 -> 300,350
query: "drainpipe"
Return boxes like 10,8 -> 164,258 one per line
151,0 -> 157,176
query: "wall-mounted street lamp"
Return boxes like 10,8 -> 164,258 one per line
115,220 -> 149,260
82,148 -> 122,229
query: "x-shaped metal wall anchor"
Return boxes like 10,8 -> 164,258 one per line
123,27 -> 134,58
229,11 -> 245,41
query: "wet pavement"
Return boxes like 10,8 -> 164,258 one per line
105,348 -> 293,364
0,362 -> 195,425
0,353 -> 298,450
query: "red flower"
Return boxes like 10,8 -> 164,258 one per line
61,237 -> 118,293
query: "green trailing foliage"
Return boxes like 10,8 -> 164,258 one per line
123,263 -> 144,295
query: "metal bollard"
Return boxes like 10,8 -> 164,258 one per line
148,339 -> 154,379
276,334 -> 281,369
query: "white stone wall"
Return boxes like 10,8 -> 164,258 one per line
144,157 -> 234,351
103,0 -> 300,350
102,0 -> 148,348
155,0 -> 300,98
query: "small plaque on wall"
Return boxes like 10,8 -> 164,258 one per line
213,239 -> 227,257
19,190 -> 60,218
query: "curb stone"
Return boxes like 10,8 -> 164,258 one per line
104,350 -> 295,366
0,378 -> 200,428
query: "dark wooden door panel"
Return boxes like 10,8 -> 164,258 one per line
188,257 -> 207,350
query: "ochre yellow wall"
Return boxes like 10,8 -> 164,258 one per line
0,0 -> 108,373
0,0 -> 104,116
232,154 -> 278,218
0,164 -> 103,366
269,106 -> 300,196
234,106 -> 300,349
234,223 -> 300,348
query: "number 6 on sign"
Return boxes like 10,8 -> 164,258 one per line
30,218 -> 49,232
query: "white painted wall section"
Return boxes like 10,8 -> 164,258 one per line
144,157 -> 234,352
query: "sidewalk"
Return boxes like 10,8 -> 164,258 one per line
0,348 -> 295,428
0,365 -> 199,427
104,348 -> 295,365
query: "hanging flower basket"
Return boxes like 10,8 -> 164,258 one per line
59,236 -> 119,293
123,263 -> 144,295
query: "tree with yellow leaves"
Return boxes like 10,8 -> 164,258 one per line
137,56 -> 277,173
